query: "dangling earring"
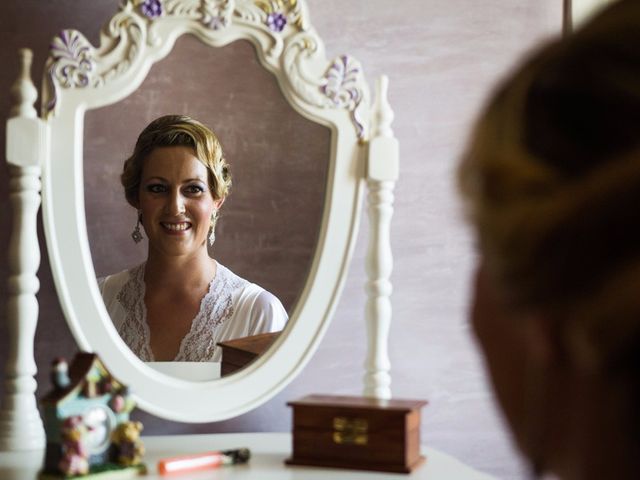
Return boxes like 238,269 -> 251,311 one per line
208,210 -> 218,246
131,210 -> 143,243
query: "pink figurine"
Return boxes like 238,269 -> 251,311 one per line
58,415 -> 89,476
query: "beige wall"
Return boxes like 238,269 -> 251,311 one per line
0,1 -> 561,478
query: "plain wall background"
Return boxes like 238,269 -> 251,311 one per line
0,1 -> 560,478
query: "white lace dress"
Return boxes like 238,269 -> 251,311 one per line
97,263 -> 288,362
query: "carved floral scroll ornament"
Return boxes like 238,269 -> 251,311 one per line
322,55 -> 366,140
284,35 -> 368,140
43,5 -> 145,117
42,0 -> 367,139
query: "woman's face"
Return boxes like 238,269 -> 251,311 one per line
137,145 -> 223,258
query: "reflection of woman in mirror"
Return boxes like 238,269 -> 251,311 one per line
459,2 -> 640,479
98,115 -> 288,361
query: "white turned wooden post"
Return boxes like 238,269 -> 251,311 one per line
0,49 -> 46,451
363,76 -> 399,399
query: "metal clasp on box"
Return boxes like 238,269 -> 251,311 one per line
332,417 -> 368,446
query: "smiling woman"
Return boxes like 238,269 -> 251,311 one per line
98,115 -> 288,362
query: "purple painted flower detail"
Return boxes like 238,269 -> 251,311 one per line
266,12 -> 287,32
50,30 -> 93,81
46,29 -> 96,115
207,15 -> 228,30
322,55 -> 360,105
141,0 -> 163,19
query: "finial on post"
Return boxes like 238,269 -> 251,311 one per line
371,75 -> 394,139
10,49 -> 38,119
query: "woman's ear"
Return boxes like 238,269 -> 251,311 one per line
214,196 -> 225,210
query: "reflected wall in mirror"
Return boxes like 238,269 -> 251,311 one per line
83,37 -> 331,373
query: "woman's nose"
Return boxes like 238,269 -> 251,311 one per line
166,190 -> 186,215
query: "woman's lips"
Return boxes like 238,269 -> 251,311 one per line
161,221 -> 192,233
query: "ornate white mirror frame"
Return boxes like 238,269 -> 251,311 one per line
2,0 -> 398,451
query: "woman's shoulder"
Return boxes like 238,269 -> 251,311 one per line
245,288 -> 288,334
97,268 -> 130,286
251,289 -> 284,311
216,264 -> 265,300
97,263 -> 144,298
216,263 -> 287,325
215,263 -> 249,287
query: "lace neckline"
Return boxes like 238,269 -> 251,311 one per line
116,262 -> 248,361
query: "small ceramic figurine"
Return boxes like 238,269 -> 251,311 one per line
58,416 -> 89,476
112,421 -> 145,466
39,352 -> 146,478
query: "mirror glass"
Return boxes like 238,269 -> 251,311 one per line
83,36 -> 331,378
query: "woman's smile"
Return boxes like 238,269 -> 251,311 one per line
161,221 -> 192,233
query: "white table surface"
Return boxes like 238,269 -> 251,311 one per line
0,432 -> 495,479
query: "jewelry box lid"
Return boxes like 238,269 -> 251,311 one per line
287,394 -> 428,412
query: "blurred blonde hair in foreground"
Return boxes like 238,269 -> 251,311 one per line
459,0 -> 640,476
460,0 -> 640,374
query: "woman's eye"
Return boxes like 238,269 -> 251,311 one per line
184,185 -> 205,195
147,184 -> 167,194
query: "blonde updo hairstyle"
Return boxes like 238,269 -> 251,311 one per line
121,114 -> 231,208
459,1 -> 640,404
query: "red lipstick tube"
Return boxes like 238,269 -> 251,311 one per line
158,448 -> 250,475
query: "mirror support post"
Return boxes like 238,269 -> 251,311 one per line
363,76 -> 399,399
0,49 -> 46,451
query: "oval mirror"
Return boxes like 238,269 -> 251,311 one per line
41,0 -> 370,421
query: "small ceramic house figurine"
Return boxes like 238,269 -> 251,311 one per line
40,352 -> 146,478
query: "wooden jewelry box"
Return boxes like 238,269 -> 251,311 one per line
286,394 -> 427,473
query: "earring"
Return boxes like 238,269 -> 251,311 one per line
208,210 -> 218,246
131,210 -> 143,244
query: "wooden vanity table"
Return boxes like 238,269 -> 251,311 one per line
0,433 -> 494,480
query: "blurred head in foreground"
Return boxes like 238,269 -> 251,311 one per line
459,2 -> 640,478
